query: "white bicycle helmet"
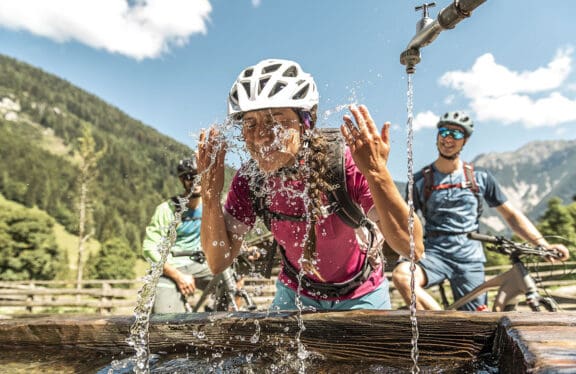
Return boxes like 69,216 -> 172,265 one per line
227,59 -> 319,120
437,111 -> 474,137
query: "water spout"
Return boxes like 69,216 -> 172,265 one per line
400,0 -> 487,73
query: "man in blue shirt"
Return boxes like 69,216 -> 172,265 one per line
392,111 -> 570,311
142,158 -> 213,313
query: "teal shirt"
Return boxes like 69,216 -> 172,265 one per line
142,199 -> 203,268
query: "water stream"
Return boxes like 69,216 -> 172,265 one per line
123,195 -> 191,373
405,73 -> 420,374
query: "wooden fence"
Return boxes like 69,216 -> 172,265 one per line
0,280 -> 143,315
1,261 -> 575,315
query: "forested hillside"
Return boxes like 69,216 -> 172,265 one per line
0,54 -> 213,267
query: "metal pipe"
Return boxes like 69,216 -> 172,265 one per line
400,0 -> 487,73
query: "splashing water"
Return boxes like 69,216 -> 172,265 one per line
406,73 -> 420,374
125,192 -> 192,373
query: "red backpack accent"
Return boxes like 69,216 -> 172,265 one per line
421,162 -> 482,219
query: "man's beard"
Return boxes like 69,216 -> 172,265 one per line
439,151 -> 459,160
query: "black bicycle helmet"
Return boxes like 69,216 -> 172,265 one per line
437,111 -> 474,137
177,157 -> 198,176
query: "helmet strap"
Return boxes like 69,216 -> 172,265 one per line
297,110 -> 314,129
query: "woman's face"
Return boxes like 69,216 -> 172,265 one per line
241,108 -> 302,173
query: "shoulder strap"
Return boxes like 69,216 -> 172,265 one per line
320,128 -> 368,229
171,196 -> 184,214
462,162 -> 479,193
463,162 -> 483,222
421,164 -> 435,216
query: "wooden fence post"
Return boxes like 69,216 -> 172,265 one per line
100,282 -> 112,315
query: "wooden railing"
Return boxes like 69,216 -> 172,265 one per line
1,262 -> 574,315
0,279 -> 143,315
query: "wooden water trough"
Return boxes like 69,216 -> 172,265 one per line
1,310 -> 575,372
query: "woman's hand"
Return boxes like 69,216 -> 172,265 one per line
198,126 -> 227,202
340,104 -> 391,177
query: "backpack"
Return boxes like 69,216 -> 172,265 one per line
420,161 -> 483,223
249,128 -> 379,297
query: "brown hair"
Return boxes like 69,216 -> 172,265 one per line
299,128 -> 335,281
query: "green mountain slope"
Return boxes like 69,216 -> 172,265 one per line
0,54 -> 203,255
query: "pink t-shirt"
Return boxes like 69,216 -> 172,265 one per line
224,148 -> 384,300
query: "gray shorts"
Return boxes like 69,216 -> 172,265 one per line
153,262 -> 213,314
408,255 -> 486,311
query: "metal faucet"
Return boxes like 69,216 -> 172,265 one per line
400,0 -> 487,74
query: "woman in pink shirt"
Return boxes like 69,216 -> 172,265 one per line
198,58 -> 423,310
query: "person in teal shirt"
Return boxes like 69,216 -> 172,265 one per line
142,157 -> 213,313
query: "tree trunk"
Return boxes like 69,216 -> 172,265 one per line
76,180 -> 88,291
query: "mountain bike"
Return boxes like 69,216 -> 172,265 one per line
190,253 -> 257,312
441,232 -> 564,312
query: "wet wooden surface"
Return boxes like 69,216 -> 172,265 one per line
0,310 -> 575,371
494,313 -> 576,373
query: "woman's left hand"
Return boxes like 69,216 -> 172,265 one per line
341,104 -> 391,176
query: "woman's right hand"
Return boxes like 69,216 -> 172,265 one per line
198,126 -> 227,202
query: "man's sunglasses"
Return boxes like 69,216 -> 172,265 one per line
179,173 -> 197,181
438,127 -> 466,140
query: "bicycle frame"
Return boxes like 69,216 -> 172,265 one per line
447,252 -> 558,312
192,267 -> 255,312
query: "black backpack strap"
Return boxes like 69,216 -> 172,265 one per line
277,243 -> 373,298
421,164 -> 435,216
171,195 -> 184,214
321,128 -> 368,229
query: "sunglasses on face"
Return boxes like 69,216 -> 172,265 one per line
438,127 -> 466,140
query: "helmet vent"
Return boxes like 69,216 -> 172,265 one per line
262,63 -> 281,74
243,68 -> 254,78
258,78 -> 270,95
241,82 -> 251,97
282,66 -> 298,77
269,82 -> 286,97
230,88 -> 239,105
292,84 -> 309,100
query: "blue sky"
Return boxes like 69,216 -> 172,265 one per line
0,0 -> 574,182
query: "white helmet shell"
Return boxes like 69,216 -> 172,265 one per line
227,59 -> 319,120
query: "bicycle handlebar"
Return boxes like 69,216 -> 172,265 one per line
468,232 -> 500,244
468,232 -> 563,260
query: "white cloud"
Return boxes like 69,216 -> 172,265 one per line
251,0 -> 262,7
0,0 -> 212,60
435,47 -> 576,128
412,110 -> 439,131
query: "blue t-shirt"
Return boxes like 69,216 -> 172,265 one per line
409,163 -> 507,262
142,200 -> 203,267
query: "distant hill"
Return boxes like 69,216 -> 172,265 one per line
473,140 -> 576,234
